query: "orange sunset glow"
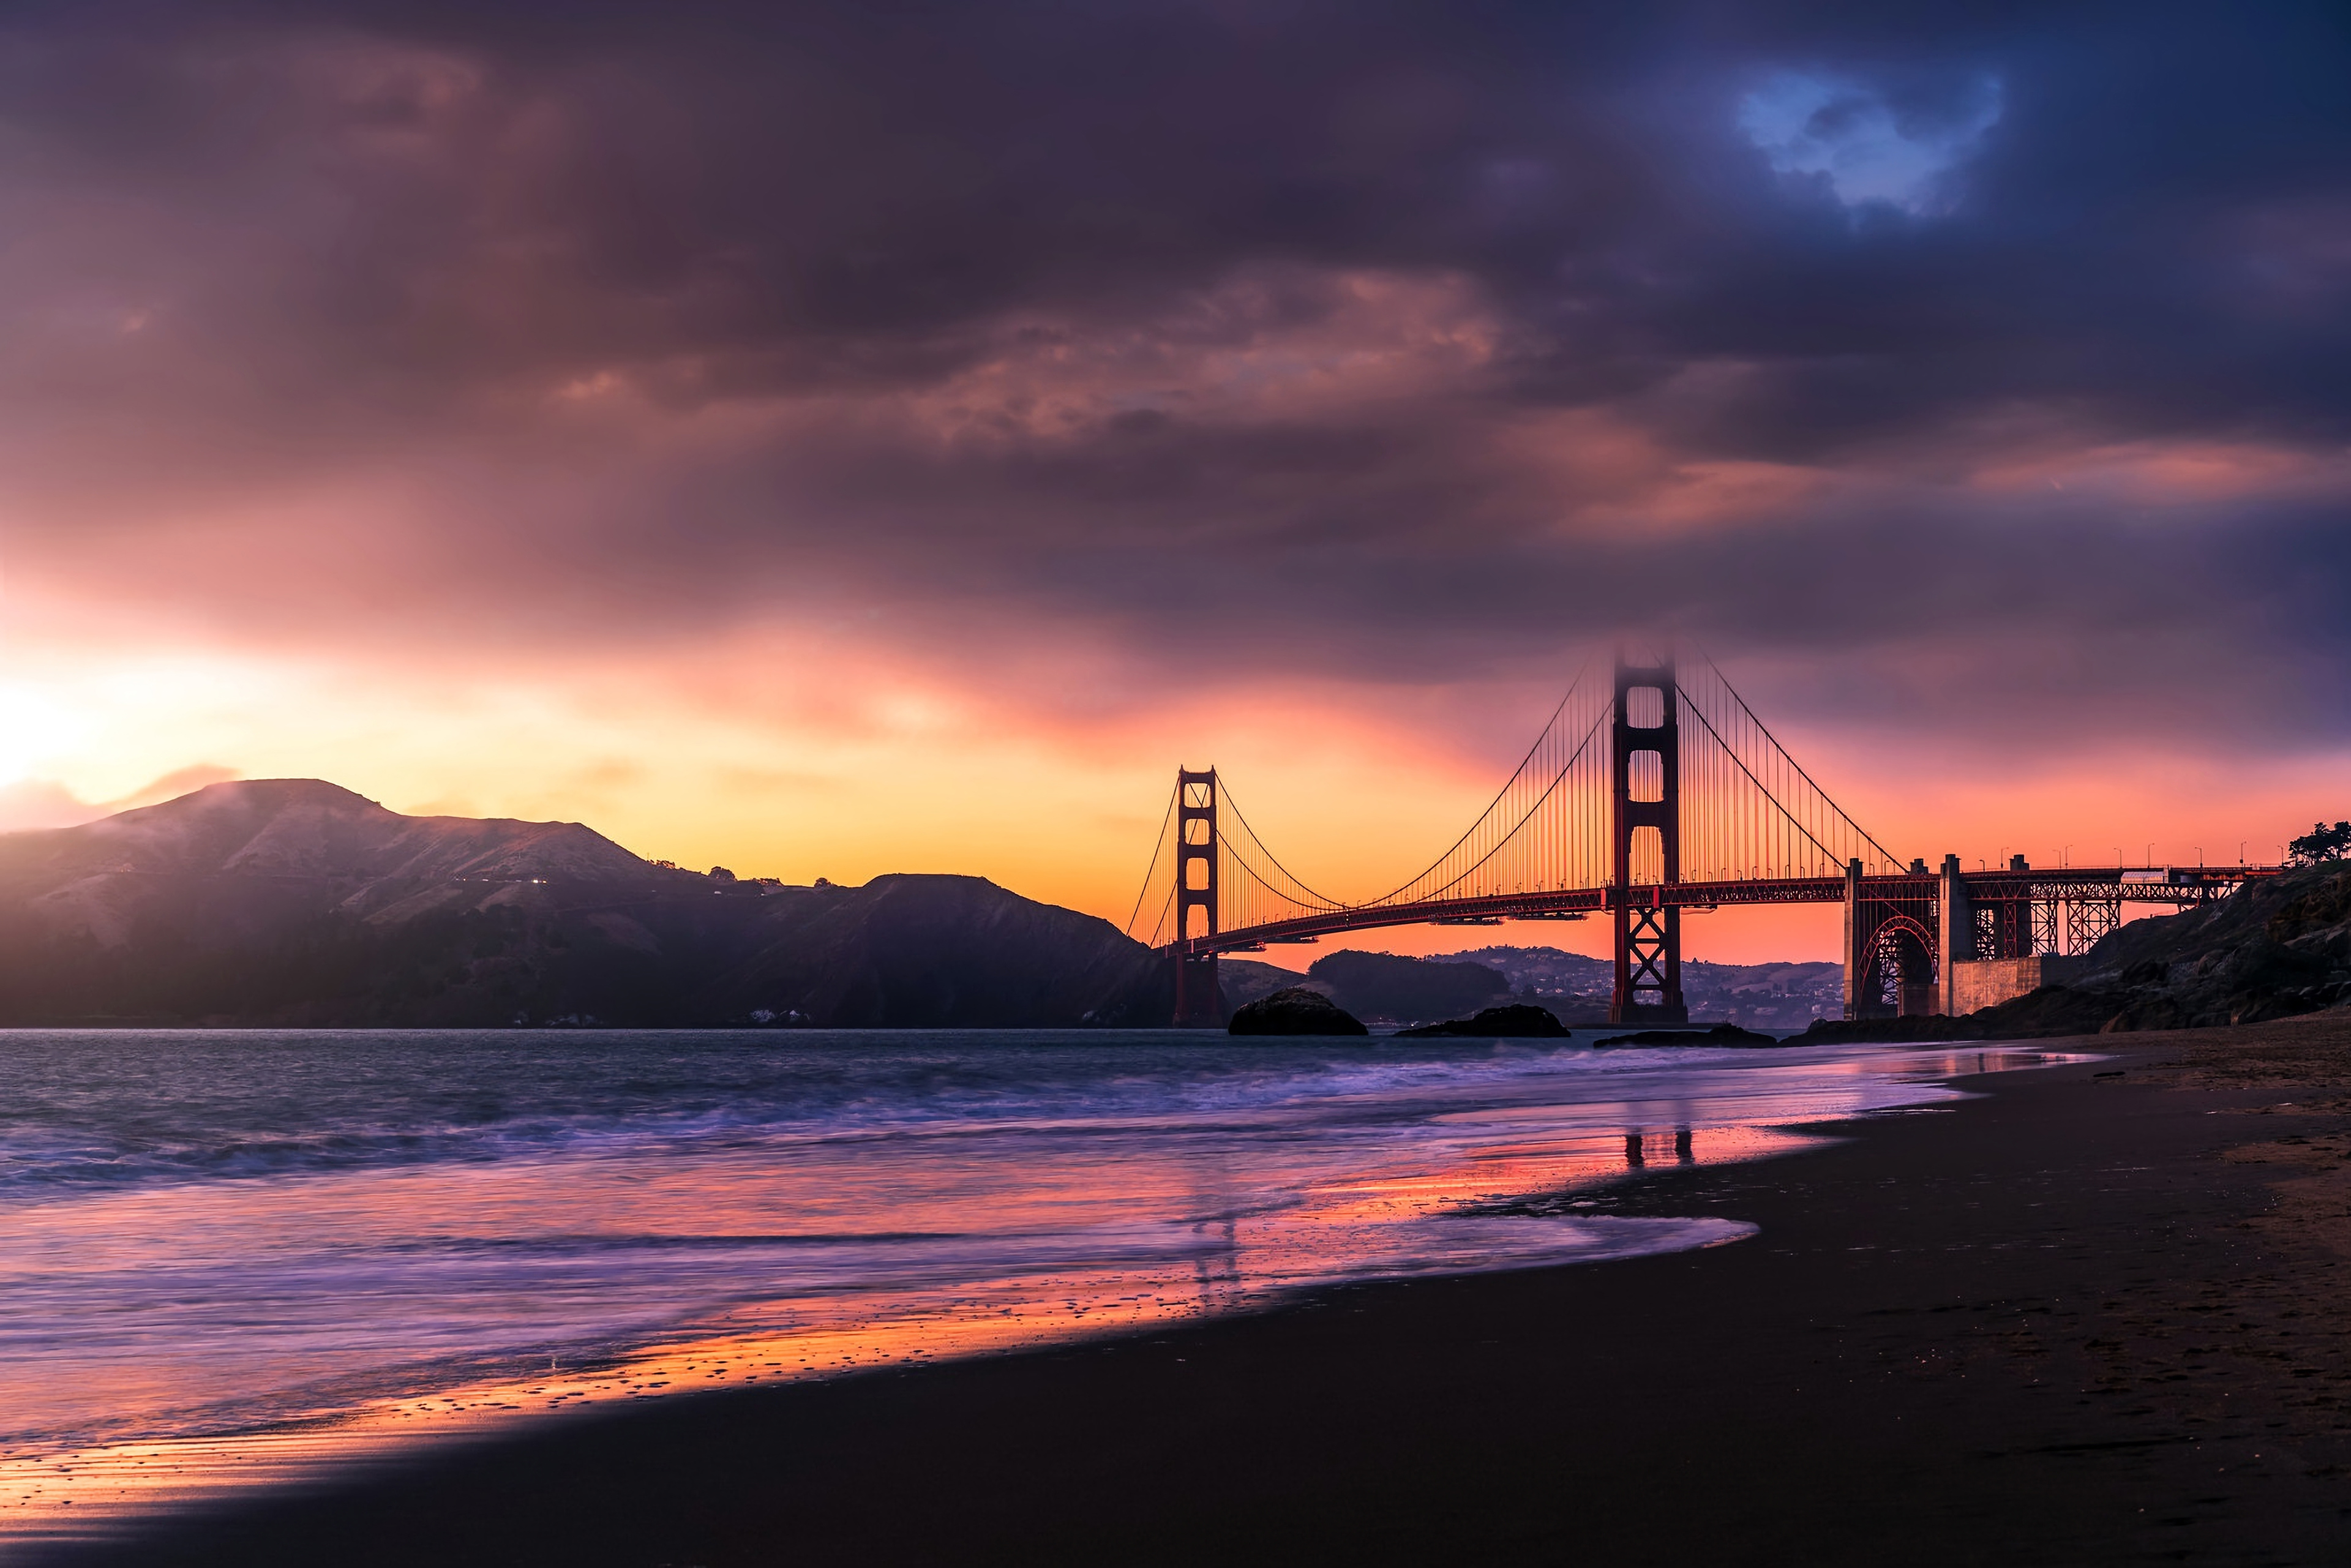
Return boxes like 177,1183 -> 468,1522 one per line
0,12 -> 2334,959
0,620 -> 2330,962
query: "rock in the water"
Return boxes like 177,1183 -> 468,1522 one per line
1394,1003 -> 1568,1038
1228,986 -> 1369,1037
1592,1022 -> 1785,1048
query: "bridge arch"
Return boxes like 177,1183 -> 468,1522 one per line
1860,913 -> 1937,1019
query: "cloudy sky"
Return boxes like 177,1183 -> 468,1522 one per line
0,1 -> 2342,959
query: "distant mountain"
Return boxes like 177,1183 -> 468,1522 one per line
1215,953 -> 1512,1025
1449,945 -> 1842,1027
1221,950 -> 1567,1026
1217,957 -> 1308,1011
0,780 -> 1164,1027
1215,950 -> 1516,1026
1300,950 -> 1515,1025
1219,946 -> 1840,1028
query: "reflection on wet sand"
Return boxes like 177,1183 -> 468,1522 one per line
0,1168 -> 1744,1542
0,1043 -> 2090,1548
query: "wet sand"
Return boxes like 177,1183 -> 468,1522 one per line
42,1017 -> 2351,1566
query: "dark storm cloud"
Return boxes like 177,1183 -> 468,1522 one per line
0,0 -> 2345,747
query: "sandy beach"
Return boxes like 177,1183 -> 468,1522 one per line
39,1016 -> 2351,1567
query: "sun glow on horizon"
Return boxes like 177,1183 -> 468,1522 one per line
0,617 -> 2333,970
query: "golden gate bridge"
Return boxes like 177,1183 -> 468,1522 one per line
1127,650 -> 2276,1027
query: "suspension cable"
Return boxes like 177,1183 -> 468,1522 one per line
1381,705 -> 1610,906
1123,777 -> 1181,939
1215,775 -> 1348,910
1364,660 -> 1592,904
1689,647 -> 1904,868
1673,687 -> 1853,874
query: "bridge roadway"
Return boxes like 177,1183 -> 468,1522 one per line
1177,865 -> 2277,958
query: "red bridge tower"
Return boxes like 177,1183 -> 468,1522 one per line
1610,651 -> 1688,1024
1171,768 -> 1223,1026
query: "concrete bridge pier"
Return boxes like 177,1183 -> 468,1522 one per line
1840,858 -> 1864,1019
1840,857 -> 1939,1019
1938,853 -> 1972,1016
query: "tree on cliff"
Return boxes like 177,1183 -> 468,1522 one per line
2289,820 -> 2351,866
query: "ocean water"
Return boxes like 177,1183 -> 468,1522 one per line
0,1028 -> 2083,1542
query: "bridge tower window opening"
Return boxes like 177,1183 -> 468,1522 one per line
1626,749 -> 1664,804
1624,685 -> 1665,729
1627,824 -> 1665,885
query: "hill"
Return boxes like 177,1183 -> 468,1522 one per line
0,780 -> 1164,1027
688,874 -> 1166,1028
1302,950 -> 1515,1025
1214,951 -> 1515,1026
1414,945 -> 1843,1027
1218,945 -> 1843,1028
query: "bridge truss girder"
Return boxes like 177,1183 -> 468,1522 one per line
1174,869 -> 2255,959
1178,868 -> 2265,1025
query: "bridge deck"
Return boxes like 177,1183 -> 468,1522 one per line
1177,866 -> 2277,956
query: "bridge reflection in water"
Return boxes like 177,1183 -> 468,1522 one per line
1130,649 -> 2274,1026
1622,1126 -> 1728,1169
